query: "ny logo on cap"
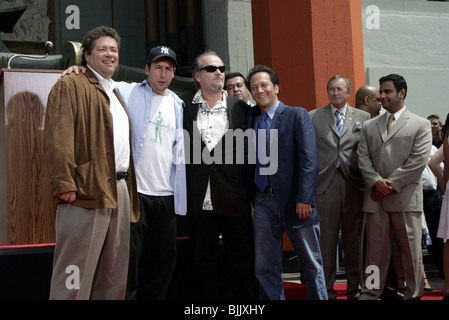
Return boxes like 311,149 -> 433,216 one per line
161,46 -> 170,55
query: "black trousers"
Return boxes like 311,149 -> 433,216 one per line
188,210 -> 259,300
127,193 -> 176,300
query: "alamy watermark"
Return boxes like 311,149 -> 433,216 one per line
64,5 -> 381,31
366,5 -> 380,30
65,265 -> 80,290
177,126 -> 279,176
64,263 -> 381,292
65,5 -> 80,30
365,265 -> 380,290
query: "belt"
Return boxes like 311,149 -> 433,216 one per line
116,172 -> 128,180
261,186 -> 275,196
423,189 -> 436,195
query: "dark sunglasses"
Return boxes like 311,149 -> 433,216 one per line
200,65 -> 226,73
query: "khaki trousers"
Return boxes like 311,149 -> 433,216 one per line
360,209 -> 424,300
316,169 -> 364,299
49,180 -> 130,300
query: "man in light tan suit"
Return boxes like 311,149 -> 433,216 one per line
309,75 -> 370,299
357,74 -> 432,300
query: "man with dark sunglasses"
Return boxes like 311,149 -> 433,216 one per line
201,65 -> 226,73
181,51 -> 259,299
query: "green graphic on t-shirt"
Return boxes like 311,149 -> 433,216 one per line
150,111 -> 168,144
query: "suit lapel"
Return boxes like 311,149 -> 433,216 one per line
270,103 -> 285,148
86,68 -> 108,99
248,106 -> 260,160
249,104 -> 260,129
226,96 -> 235,129
377,110 -> 409,142
388,109 -> 409,138
270,102 -> 285,130
375,113 -> 387,142
184,99 -> 200,143
190,103 -> 199,122
341,106 -> 355,137
323,104 -> 340,136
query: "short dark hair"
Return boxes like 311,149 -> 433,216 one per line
246,64 -> 281,97
81,26 -> 121,66
225,72 -> 246,88
379,74 -> 407,98
427,114 -> 440,120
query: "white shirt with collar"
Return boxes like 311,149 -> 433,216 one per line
331,103 -> 348,119
194,89 -> 229,151
88,65 -> 130,173
385,106 -> 406,129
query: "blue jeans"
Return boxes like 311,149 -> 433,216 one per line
253,192 -> 328,300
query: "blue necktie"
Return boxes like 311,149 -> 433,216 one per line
256,113 -> 269,192
335,109 -> 344,135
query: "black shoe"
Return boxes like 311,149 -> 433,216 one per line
380,291 -> 404,300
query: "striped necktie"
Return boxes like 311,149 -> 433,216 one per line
335,109 -> 344,135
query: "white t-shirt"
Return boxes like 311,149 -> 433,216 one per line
136,93 -> 176,196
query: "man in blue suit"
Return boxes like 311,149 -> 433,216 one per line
246,65 -> 327,300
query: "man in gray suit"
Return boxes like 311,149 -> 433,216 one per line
357,74 -> 432,300
309,75 -> 370,299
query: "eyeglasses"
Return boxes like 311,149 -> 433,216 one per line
200,65 -> 226,73
431,122 -> 440,127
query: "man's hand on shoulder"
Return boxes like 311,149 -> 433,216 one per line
61,65 -> 86,77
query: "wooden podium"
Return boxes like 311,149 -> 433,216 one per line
0,69 -> 62,245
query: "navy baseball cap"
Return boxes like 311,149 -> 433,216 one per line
147,45 -> 177,66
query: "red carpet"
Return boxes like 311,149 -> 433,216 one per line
283,281 -> 445,300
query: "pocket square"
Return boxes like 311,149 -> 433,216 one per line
353,122 -> 362,132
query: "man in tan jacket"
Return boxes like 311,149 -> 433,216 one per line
357,74 -> 431,300
44,26 -> 139,300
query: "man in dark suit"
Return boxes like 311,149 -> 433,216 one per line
181,51 -> 258,299
246,64 -> 327,300
309,76 -> 370,299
